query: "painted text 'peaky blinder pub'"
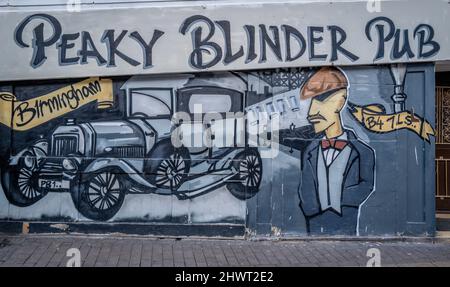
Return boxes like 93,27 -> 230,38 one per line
13,14 -> 440,69
0,0 -> 449,238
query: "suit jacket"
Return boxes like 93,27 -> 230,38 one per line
298,130 -> 375,231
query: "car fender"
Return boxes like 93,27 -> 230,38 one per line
8,140 -> 48,166
83,158 -> 156,189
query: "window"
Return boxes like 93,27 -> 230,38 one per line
256,106 -> 265,121
289,96 -> 300,112
248,108 -> 258,125
129,89 -> 172,118
266,102 -> 276,114
276,99 -> 287,114
188,94 -> 232,114
177,87 -> 243,120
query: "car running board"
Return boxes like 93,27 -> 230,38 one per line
175,172 -> 239,200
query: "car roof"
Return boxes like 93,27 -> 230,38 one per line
121,72 -> 247,92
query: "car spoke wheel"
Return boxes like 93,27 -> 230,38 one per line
226,148 -> 263,200
71,168 -> 126,221
145,141 -> 190,192
17,167 -> 41,200
1,150 -> 48,207
87,172 -> 122,211
239,154 -> 262,188
155,152 -> 187,190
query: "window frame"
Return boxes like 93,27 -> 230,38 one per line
127,87 -> 174,119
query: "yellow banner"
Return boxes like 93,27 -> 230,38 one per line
350,104 -> 435,142
0,77 -> 113,131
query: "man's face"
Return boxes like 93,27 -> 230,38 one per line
307,89 -> 347,134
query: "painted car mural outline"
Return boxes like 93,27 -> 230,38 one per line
0,73 -> 263,221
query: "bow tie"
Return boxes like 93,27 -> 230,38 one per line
321,139 -> 348,151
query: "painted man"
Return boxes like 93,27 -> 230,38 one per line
298,67 -> 375,235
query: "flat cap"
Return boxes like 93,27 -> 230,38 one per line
300,67 -> 348,100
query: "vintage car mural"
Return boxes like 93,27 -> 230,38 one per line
0,73 -> 263,221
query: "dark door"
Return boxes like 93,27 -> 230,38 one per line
436,86 -> 450,212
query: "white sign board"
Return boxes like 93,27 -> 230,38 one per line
0,0 -> 449,81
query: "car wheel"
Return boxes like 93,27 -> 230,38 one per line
146,143 -> 190,191
71,168 -> 126,221
1,151 -> 47,207
226,148 -> 263,200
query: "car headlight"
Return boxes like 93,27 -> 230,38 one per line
23,153 -> 36,170
62,158 -> 78,172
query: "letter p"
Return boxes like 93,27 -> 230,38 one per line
14,14 -> 62,68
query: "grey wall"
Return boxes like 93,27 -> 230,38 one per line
0,64 -> 436,237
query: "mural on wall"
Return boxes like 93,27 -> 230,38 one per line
0,65 -> 436,235
298,67 -> 375,235
349,64 -> 435,142
0,73 -> 264,221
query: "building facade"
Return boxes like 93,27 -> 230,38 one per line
0,0 -> 448,237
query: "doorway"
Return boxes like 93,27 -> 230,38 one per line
436,71 -> 450,232
436,72 -> 450,213
436,86 -> 450,212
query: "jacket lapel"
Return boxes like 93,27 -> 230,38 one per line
307,143 -> 320,190
343,130 -> 359,177
343,148 -> 358,178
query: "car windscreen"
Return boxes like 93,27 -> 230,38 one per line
176,87 -> 243,120
129,89 -> 172,118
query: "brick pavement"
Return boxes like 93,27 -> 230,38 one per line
0,234 -> 449,267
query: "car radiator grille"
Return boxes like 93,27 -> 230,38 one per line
52,137 -> 78,156
112,146 -> 145,158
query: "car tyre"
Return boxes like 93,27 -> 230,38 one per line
146,142 -> 190,191
1,151 -> 47,207
226,148 -> 263,200
71,168 -> 126,221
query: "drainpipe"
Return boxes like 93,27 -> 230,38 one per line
390,63 -> 408,113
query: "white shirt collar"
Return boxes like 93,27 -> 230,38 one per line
322,131 -> 348,141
